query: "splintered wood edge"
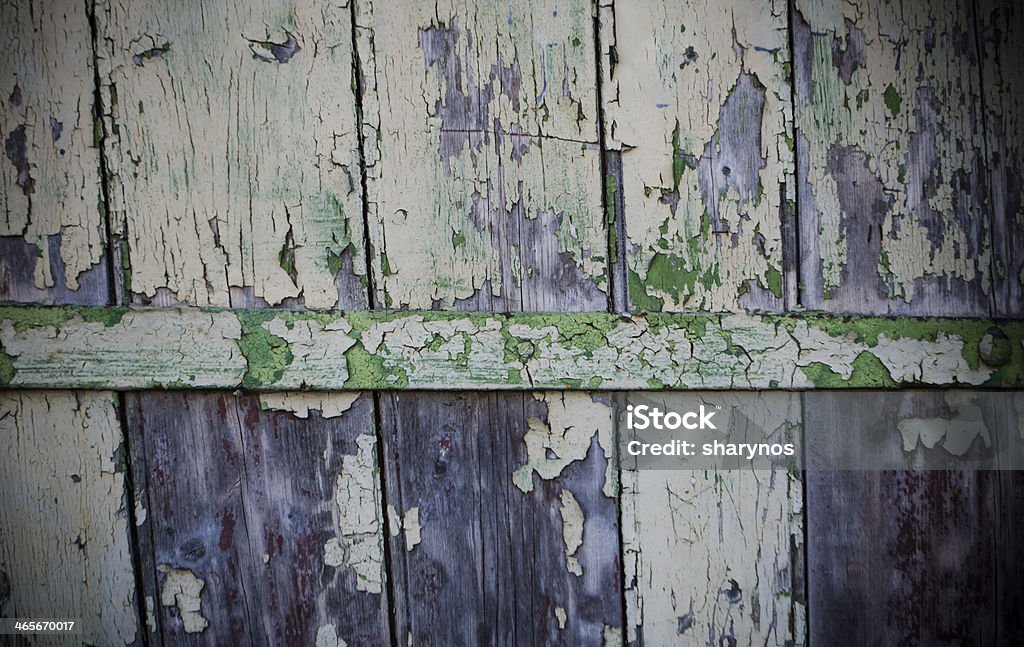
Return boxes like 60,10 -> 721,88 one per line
0,305 -> 1021,391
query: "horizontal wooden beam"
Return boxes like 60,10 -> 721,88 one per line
1,305 -> 1021,391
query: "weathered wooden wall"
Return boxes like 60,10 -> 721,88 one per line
2,0 -> 1023,646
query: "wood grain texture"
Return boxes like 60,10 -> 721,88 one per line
0,0 -> 109,304
622,392 -> 804,646
380,392 -> 622,645
793,0 -> 992,315
603,0 -> 794,313
978,0 -> 1024,317
354,0 -> 608,310
804,391 -> 1024,646
0,391 -> 139,645
96,0 -> 367,309
130,391 -> 390,645
4,306 -> 1022,391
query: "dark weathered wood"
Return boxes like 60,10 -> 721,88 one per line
380,392 -> 622,645
133,391 -> 390,645
805,391 -> 1024,646
979,0 -> 1024,317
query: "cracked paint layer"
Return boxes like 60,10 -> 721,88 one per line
2,306 -> 1023,390
1,0 -> 106,298
512,393 -> 617,497
795,0 -> 991,313
96,0 -> 366,308
259,392 -> 360,418
603,0 -> 794,312
157,564 -> 207,634
355,0 -> 608,310
898,392 -> 991,455
0,307 -> 244,388
324,433 -> 385,594
622,392 -> 804,646
0,391 -> 138,645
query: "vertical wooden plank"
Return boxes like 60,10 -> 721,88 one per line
0,2 -> 140,644
792,3 -> 1016,644
133,391 -> 390,645
0,0 -> 109,304
601,4 -> 805,644
978,1 -> 1024,317
804,391 -> 1024,645
96,0 -> 367,309
621,393 -> 804,646
354,0 -> 608,311
95,0 -> 389,641
602,0 -> 795,313
0,391 -> 139,645
381,392 -> 622,645
793,0 -> 992,315
357,2 -> 624,643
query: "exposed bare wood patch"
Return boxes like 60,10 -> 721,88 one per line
379,392 -> 622,645
0,391 -> 139,645
603,0 -> 794,312
355,0 -> 608,310
979,1 -> 1024,316
131,391 -> 390,645
96,0 -> 367,309
805,391 -> 1024,644
0,0 -> 108,303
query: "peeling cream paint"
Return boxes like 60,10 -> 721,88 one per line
622,392 -> 804,645
97,0 -> 366,308
259,392 -> 360,419
555,606 -> 567,630
386,504 -> 422,551
263,318 -> 356,388
560,488 -> 585,577
134,497 -> 147,527
0,2 -> 105,293
796,0 -> 990,304
0,392 -> 138,645
324,434 -> 385,594
512,393 -> 616,497
355,0 -> 607,309
3,308 -> 1022,390
602,624 -> 622,647
898,392 -> 991,455
606,0 -> 793,311
157,564 -> 207,634
315,624 -> 347,647
146,596 -> 156,635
